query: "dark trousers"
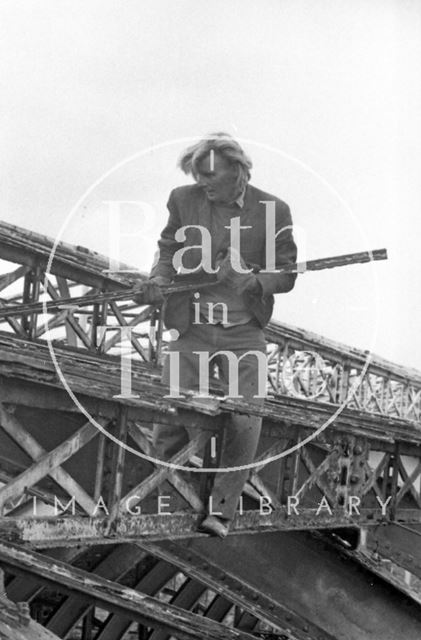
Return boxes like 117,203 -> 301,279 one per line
153,321 -> 267,520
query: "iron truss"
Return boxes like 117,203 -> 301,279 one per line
0,221 -> 420,639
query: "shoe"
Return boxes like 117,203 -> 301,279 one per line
197,515 -> 230,538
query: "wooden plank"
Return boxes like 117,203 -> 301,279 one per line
0,540 -> 256,640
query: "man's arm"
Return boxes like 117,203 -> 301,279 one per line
255,201 -> 297,295
149,190 -> 183,283
216,200 -> 297,297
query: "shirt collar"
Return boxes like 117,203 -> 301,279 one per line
234,189 -> 245,208
205,188 -> 246,209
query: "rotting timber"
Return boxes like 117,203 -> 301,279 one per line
0,222 -> 420,639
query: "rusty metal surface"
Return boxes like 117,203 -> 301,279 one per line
365,522 -> 421,580
167,531 -> 421,640
137,538 -> 335,640
0,539 -> 256,640
0,221 -> 421,639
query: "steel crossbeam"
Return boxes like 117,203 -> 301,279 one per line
0,539 -> 256,640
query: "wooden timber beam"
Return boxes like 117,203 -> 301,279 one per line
0,539 -> 256,640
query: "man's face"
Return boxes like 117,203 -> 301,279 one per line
195,152 -> 239,204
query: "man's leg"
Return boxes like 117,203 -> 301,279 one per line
207,323 -> 267,521
153,334 -> 200,460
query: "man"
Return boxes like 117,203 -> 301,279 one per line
143,133 -> 297,537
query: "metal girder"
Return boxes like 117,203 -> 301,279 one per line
96,560 -> 178,640
0,567 -> 60,640
0,539 -> 256,640
149,531 -> 421,640
148,579 -> 208,640
45,543 -> 148,637
364,522 -> 421,579
0,510 -> 403,548
6,546 -> 84,603
0,605 -> 61,640
137,538 -> 328,640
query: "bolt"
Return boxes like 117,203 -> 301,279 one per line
354,445 -> 363,455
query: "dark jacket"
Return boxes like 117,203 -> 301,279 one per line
151,183 -> 297,335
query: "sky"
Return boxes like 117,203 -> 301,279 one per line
1,0 -> 420,369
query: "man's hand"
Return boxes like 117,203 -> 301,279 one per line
216,248 -> 261,295
132,276 -> 170,305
